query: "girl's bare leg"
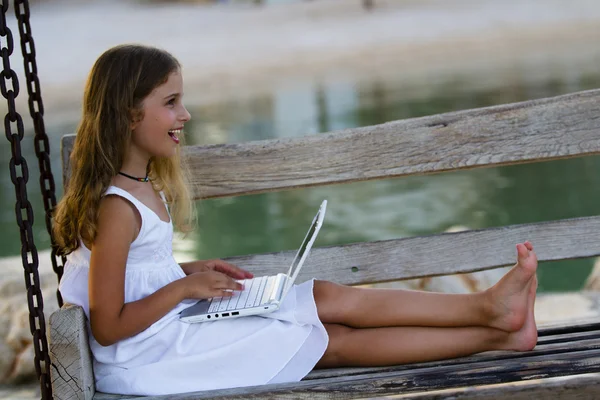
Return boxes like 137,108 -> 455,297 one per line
316,275 -> 538,368
314,242 -> 537,332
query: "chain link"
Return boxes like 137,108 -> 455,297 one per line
2,0 -> 53,398
14,0 -> 65,306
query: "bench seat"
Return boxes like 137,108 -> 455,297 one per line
51,304 -> 600,399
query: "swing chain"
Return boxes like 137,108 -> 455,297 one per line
14,0 -> 66,305
1,1 -> 52,398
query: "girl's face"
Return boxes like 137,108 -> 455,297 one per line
130,70 -> 191,160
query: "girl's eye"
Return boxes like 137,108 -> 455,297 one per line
167,98 -> 176,106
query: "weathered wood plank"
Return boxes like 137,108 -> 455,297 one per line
49,304 -> 95,400
184,90 -> 600,198
62,89 -> 600,199
379,373 -> 600,399
537,330 -> 600,345
538,320 -> 600,337
224,216 -> 600,285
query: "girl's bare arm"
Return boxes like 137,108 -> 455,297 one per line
88,196 -> 241,347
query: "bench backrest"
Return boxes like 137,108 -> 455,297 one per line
61,89 -> 600,285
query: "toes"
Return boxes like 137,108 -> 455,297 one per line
516,243 -> 530,259
517,242 -> 537,262
515,243 -> 538,280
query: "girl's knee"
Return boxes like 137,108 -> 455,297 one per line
317,324 -> 355,368
313,280 -> 354,323
313,280 -> 345,302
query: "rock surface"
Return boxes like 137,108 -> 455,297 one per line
0,259 -> 59,384
584,257 -> 600,291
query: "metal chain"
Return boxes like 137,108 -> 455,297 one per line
1,1 -> 52,398
14,0 -> 65,305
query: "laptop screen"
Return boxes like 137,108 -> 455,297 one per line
284,201 -> 327,289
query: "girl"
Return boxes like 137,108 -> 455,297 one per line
54,44 -> 539,396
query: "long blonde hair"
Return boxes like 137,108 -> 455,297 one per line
53,44 -> 195,255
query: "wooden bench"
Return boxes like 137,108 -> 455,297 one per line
49,89 -> 600,399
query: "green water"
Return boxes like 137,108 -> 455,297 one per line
1,69 -> 599,292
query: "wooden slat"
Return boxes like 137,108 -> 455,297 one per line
222,216 -> 600,285
379,373 -> 600,399
536,317 -> 600,335
187,90 -> 600,198
537,330 -> 600,345
539,321 -> 600,337
61,89 -> 600,199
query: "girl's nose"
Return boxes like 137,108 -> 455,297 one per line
180,105 -> 191,122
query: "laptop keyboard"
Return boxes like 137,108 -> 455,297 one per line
208,275 -> 278,313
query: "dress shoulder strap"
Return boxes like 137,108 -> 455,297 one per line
104,186 -> 171,226
103,186 -> 149,218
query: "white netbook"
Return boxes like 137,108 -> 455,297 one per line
179,200 -> 327,323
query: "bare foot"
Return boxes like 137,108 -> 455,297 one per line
486,241 -> 538,332
503,275 -> 538,351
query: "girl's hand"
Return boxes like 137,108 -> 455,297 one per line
181,259 -> 254,280
180,270 -> 245,300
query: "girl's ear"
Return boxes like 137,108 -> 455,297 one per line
130,108 -> 143,130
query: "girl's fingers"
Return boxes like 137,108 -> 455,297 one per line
212,262 -> 238,275
215,261 -> 252,279
216,282 -> 242,296
216,276 -> 244,291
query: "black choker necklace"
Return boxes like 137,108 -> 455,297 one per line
118,171 -> 149,183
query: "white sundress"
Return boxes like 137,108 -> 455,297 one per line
58,185 -> 329,396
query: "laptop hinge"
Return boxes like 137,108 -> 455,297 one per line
270,274 -> 287,303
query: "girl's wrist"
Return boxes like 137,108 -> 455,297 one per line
173,276 -> 190,301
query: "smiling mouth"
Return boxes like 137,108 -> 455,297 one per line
168,129 -> 181,144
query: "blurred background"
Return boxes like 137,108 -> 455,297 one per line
1,0 -> 600,395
